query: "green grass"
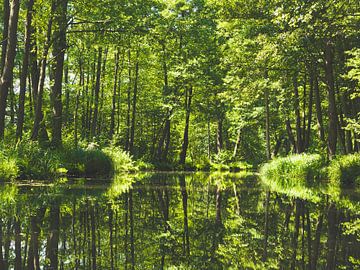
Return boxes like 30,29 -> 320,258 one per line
328,153 -> 360,186
0,151 -> 18,180
260,154 -> 325,188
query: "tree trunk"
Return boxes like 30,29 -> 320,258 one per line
262,191 -> 270,261
326,203 -> 338,269
293,76 -> 303,153
312,212 -> 324,269
325,40 -> 337,157
129,56 -> 139,154
64,58 -> 69,126
0,0 -> 20,139
290,200 -> 301,270
47,205 -> 60,270
31,1 -> 56,141
51,0 -> 68,147
0,0 -> 9,73
110,50 -> 120,137
16,0 -> 35,140
125,49 -> 132,151
90,47 -> 102,139
129,190 -> 135,270
312,71 -> 325,143
179,175 -> 190,256
179,86 -> 193,165
265,86 -> 271,159
27,208 -> 45,270
216,118 -> 223,154
14,214 -> 21,270
305,71 -> 314,150
90,203 -> 96,270
286,118 -> 297,152
97,48 -> 108,136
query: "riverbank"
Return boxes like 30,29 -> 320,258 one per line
260,153 -> 360,187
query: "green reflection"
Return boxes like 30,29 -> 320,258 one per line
0,173 -> 358,269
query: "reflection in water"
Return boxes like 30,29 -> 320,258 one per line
0,173 -> 359,269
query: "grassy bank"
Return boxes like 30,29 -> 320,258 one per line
260,154 -> 325,186
0,142 -> 137,181
260,153 -> 360,189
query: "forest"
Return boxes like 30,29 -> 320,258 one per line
0,0 -> 359,175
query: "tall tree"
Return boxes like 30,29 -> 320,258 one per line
0,0 -> 20,140
51,0 -> 69,147
16,0 -> 35,140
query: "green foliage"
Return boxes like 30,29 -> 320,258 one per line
14,141 -> 62,179
103,147 -> 138,173
260,154 -> 325,187
0,151 -> 18,181
328,154 -> 360,186
0,141 -> 138,180
195,157 -> 212,171
135,160 -> 155,171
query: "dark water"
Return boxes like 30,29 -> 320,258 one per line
0,172 -> 359,269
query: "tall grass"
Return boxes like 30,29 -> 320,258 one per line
0,151 -> 18,180
328,153 -> 360,186
260,154 -> 325,187
259,154 -> 325,201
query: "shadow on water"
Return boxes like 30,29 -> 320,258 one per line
0,172 -> 359,269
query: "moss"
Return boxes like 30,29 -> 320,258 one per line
328,153 -> 360,186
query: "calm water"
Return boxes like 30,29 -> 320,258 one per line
0,172 -> 359,269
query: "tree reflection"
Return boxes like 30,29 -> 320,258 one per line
0,173 -> 358,269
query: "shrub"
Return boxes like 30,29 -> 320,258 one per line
260,154 -> 325,188
328,154 -> 360,186
84,149 -> 113,176
60,147 -> 87,176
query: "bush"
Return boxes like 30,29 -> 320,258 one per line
84,149 -> 113,176
328,154 -> 360,186
260,154 -> 325,188
60,147 -> 87,176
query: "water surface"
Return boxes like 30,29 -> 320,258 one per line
0,172 -> 359,269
